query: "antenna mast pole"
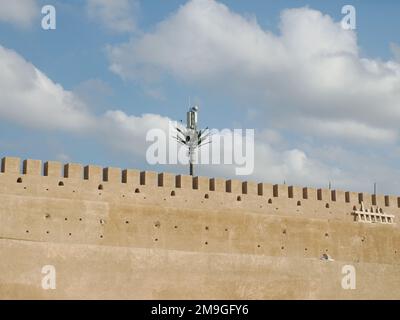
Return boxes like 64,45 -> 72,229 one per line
186,106 -> 198,176
175,105 -> 210,177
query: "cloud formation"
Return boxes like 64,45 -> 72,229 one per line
0,0 -> 39,27
1,1 -> 400,194
391,43 -> 400,62
0,45 -> 94,131
87,0 -> 139,33
107,0 -> 400,144
0,44 -> 166,156
0,43 -> 336,189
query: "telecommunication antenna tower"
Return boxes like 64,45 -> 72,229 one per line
175,105 -> 211,176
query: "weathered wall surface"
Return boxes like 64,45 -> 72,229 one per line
2,239 -> 400,300
0,157 -> 399,299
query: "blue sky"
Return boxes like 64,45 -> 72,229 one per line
0,0 -> 400,194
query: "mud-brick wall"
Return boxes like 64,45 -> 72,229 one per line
1,156 -> 400,299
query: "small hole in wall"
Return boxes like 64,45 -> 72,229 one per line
297,201 -> 301,206
282,229 -> 287,234
174,225 -> 178,229
58,181 -> 64,186
135,188 -> 140,193
205,241 -> 208,245
72,190 -> 76,193
100,235 -> 103,239
79,218 -> 82,221
98,192 -> 102,195
125,220 -> 129,224
237,196 -> 242,201
154,238 -> 158,242
46,231 -> 50,234
225,228 -> 228,232
325,233 -> 329,237
205,226 -> 209,231
69,233 -> 72,236
171,190 -> 176,196
268,199 -> 272,204
257,244 -> 261,248
281,246 -> 285,250
204,194 -> 209,199
45,188 -> 49,191
98,184 -> 103,190
100,219 -> 105,225
64,218 -> 68,221
154,221 -> 161,228
325,249 -> 329,252
25,230 -> 29,233
305,248 -> 308,251
122,194 -> 125,198
325,203 -> 330,208
24,187 -> 27,190
45,213 -> 51,219
17,177 -> 22,183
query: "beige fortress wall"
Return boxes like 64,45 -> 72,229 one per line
0,156 -> 399,299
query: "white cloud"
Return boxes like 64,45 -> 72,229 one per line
72,78 -> 114,113
0,43 -> 343,190
0,44 -> 169,160
100,110 -> 171,156
391,43 -> 400,62
107,0 -> 400,144
0,45 -> 94,131
298,118 -> 398,144
0,0 -> 39,27
250,140 -> 336,187
2,0 -> 400,194
87,0 -> 139,33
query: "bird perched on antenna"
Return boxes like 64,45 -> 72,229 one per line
175,105 -> 211,176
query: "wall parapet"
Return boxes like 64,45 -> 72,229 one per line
1,156 -> 399,210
